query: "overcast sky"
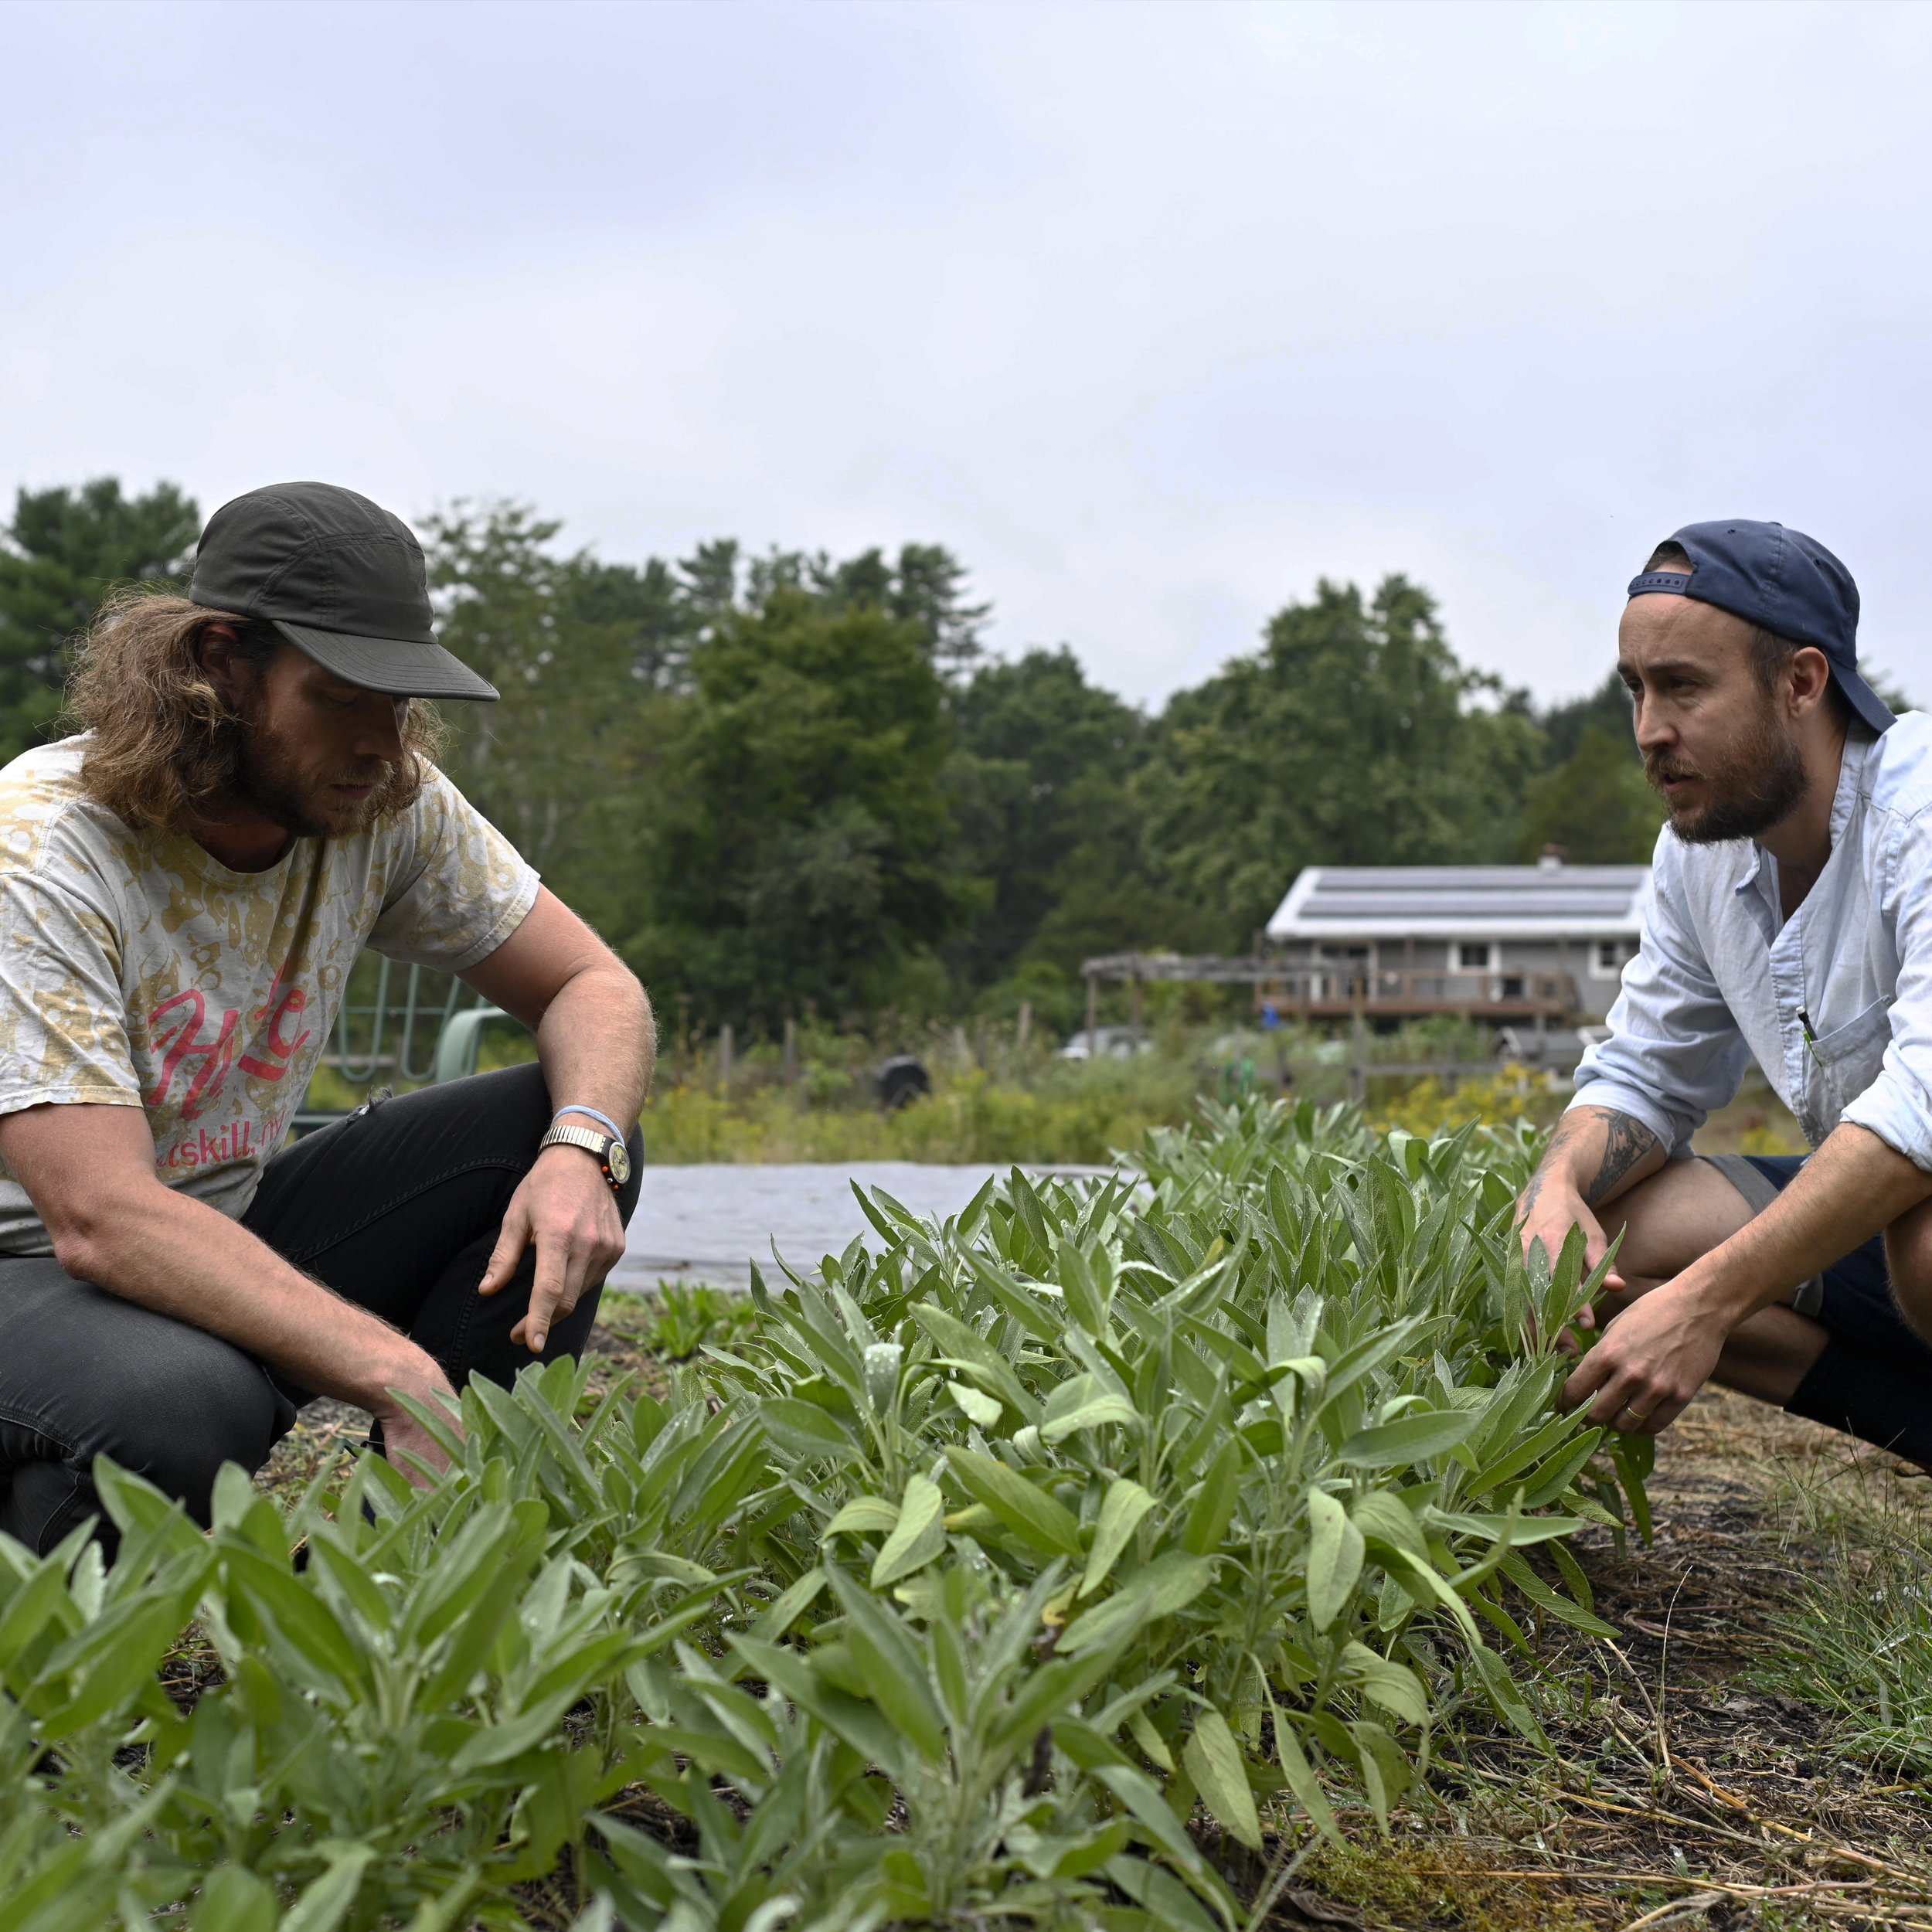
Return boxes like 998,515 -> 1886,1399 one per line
5,0 -> 1931,709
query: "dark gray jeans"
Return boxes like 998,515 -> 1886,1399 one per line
0,1064 -> 642,1554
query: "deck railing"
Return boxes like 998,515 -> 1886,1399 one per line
1077,951 -> 1580,1021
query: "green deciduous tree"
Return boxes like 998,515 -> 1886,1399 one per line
1517,723 -> 1665,862
634,587 -> 971,1027
945,648 -> 1174,986
0,478 -> 199,760
423,501 -> 667,945
1140,576 -> 1543,947
1538,668 -> 1635,767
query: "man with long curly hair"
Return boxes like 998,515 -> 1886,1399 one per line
0,481 -> 654,1550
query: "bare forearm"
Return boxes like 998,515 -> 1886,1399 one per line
1524,1106 -> 1666,1216
69,1189 -> 430,1410
536,961 -> 654,1130
1687,1122 -> 1932,1321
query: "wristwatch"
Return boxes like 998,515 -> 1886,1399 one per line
539,1121 -> 632,1192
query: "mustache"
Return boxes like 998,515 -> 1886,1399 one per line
1645,755 -> 1701,786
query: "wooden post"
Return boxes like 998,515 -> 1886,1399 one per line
719,1022 -> 733,1098
1016,1000 -> 1032,1052
781,1016 -> 798,1087
1350,1005 -> 1367,1104
1129,968 -> 1143,1046
1085,972 -> 1099,1061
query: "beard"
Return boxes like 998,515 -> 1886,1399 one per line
233,713 -> 406,840
1647,702 -> 1810,845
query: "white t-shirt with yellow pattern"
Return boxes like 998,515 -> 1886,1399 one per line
0,737 -> 539,1253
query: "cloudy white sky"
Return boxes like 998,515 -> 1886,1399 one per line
5,0 -> 1931,708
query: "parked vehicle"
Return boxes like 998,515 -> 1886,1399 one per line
1058,1024 -> 1155,1061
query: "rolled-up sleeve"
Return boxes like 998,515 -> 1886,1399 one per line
1842,811 -> 1932,1169
1569,836 -> 1750,1158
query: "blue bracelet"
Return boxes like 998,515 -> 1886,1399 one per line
553,1104 -> 626,1142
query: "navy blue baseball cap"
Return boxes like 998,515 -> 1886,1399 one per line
1627,519 -> 1892,735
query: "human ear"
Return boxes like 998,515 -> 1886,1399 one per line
195,622 -> 252,709
1787,645 -> 1833,719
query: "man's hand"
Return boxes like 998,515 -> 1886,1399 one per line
1559,1277 -> 1728,1435
1517,1179 -> 1623,1345
373,1357 -> 463,1485
460,887 -> 651,1355
478,1145 -> 628,1352
1515,1106 -> 1665,1341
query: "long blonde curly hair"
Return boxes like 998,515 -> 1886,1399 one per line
65,591 -> 444,834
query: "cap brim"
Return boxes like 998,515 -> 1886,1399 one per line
274,621 -> 500,702
1832,662 -> 1896,735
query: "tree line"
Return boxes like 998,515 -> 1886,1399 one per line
0,478 -> 1664,1036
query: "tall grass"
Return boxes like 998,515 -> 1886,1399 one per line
1750,1458 -> 1932,1777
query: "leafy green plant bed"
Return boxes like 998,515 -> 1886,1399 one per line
0,1099 -> 1649,1930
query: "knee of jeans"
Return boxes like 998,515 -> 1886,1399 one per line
109,1346 -> 285,1522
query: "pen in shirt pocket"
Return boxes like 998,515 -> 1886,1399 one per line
1798,1009 -> 1825,1068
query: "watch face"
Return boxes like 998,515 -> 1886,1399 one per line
607,1139 -> 632,1186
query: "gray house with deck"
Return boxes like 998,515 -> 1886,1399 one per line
1260,856 -> 1651,1025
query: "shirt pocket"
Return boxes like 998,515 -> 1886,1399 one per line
1810,995 -> 1894,1109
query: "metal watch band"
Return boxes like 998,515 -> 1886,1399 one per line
538,1121 -> 630,1192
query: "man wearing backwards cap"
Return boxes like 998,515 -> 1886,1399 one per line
1516,519 -> 1932,1468
0,481 -> 653,1551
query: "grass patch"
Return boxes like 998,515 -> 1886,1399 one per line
1297,1838 -> 1600,1930
1750,1454 -> 1932,1780
640,1057 -> 1206,1163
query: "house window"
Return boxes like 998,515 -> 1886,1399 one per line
1456,941 -> 1496,972
1590,940 -> 1628,978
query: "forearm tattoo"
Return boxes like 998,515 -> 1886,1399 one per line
1582,1111 -> 1662,1206
1522,1108 -> 1661,1213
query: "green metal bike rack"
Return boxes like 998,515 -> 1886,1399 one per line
291,957 -> 522,1134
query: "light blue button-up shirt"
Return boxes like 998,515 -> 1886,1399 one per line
1571,713 -> 1932,1168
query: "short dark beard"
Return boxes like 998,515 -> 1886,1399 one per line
1648,699 -> 1810,845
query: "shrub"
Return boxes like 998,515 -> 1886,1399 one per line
0,1098 -> 1642,1929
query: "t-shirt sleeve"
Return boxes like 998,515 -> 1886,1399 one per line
366,769 -> 540,973
0,851 -> 141,1116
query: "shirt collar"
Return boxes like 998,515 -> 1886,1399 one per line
1731,730 -> 1869,906
1830,730 -> 1872,845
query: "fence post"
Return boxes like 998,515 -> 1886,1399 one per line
1349,1006 -> 1367,1104
719,1023 -> 733,1099
782,1016 -> 798,1087
1129,968 -> 1143,1046
1016,1000 -> 1032,1051
1085,972 -> 1099,1061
